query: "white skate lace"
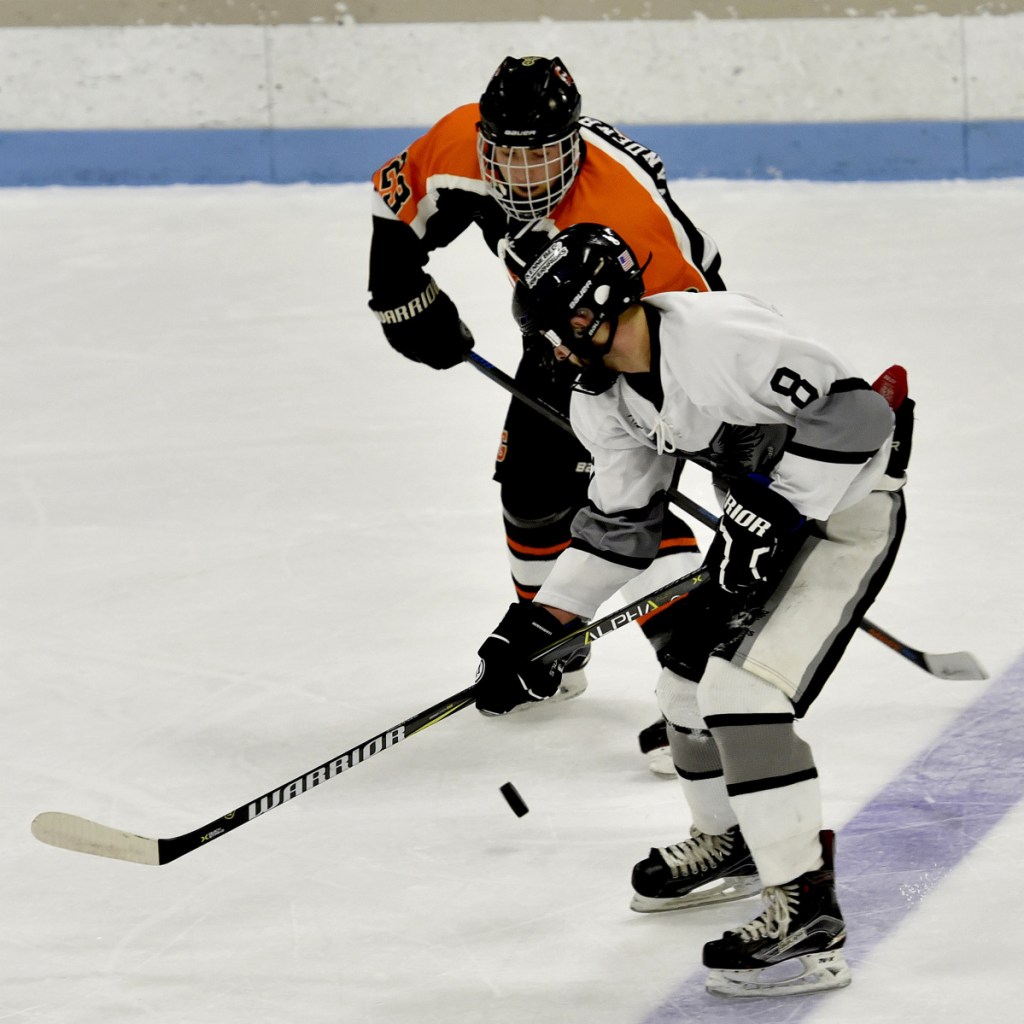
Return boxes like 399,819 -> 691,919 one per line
732,882 -> 800,941
646,414 -> 678,455
660,827 -> 732,879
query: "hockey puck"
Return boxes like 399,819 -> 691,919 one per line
500,782 -> 529,817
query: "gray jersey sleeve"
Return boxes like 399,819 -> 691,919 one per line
771,384 -> 894,519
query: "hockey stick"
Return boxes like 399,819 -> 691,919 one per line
467,350 -> 988,681
31,566 -> 709,866
855,619 -> 987,681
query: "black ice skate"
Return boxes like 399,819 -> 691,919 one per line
702,829 -> 851,997
637,718 -> 674,777
630,824 -> 761,912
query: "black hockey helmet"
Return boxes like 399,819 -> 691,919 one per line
477,56 -> 583,220
478,55 -> 581,147
511,223 -> 647,363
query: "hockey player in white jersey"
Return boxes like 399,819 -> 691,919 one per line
472,223 -> 912,996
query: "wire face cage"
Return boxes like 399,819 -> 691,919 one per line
477,129 -> 581,221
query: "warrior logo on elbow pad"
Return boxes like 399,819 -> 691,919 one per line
722,494 -> 772,537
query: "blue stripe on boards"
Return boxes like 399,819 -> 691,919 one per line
0,129 -> 272,186
641,651 -> 1024,1023
2,121 -> 1024,186
0,127 -> 418,187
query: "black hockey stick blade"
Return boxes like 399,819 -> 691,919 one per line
466,350 -> 988,682
31,566 -> 709,867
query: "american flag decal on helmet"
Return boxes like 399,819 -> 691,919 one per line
618,250 -> 635,272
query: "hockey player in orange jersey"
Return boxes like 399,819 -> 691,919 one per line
368,55 -> 726,772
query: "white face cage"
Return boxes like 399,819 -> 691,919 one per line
477,129 -> 581,221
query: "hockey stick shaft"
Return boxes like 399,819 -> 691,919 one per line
31,565 -> 708,866
467,350 -> 987,680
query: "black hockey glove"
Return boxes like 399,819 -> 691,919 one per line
711,474 -> 806,597
369,276 -> 474,370
475,602 -> 580,716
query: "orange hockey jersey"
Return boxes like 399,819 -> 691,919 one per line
369,103 -> 724,307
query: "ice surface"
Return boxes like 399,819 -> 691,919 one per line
2,179 -> 1022,1023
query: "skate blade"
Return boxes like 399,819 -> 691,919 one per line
630,874 -> 762,913
706,950 -> 851,998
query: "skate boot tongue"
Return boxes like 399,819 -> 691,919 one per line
731,883 -> 797,942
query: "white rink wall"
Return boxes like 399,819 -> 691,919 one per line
4,17 -> 1024,128
1,15 -> 1023,182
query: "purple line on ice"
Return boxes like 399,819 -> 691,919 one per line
642,651 -> 1024,1023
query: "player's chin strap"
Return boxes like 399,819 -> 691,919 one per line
568,317 -> 619,394
464,349 -> 988,682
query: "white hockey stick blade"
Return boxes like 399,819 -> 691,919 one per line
32,812 -> 159,865
921,650 -> 988,681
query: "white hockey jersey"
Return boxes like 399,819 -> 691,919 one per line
535,291 -> 895,619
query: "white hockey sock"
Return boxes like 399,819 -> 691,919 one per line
699,658 -> 824,886
656,667 -> 737,834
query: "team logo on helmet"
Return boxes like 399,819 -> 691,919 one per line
524,240 -> 569,287
552,62 -> 574,87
